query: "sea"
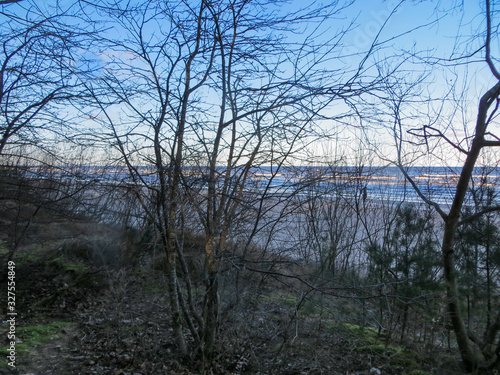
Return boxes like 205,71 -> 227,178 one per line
21,164 -> 500,209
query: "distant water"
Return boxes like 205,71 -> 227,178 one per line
358,166 -> 499,207
236,165 -> 500,207
22,164 -> 500,208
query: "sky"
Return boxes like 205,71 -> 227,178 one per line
96,0 -> 499,167
306,0 -> 498,167
2,0 -> 499,168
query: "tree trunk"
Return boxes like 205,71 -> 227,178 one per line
442,219 -> 485,372
202,273 -> 219,361
165,241 -> 188,357
440,81 -> 500,372
202,235 -> 219,362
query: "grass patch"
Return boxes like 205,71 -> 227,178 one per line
17,322 -> 74,350
47,255 -> 99,288
259,291 -> 298,306
342,323 -> 381,345
339,323 -> 431,374
49,256 -> 89,274
15,244 -> 58,264
356,343 -> 403,356
0,321 -> 74,368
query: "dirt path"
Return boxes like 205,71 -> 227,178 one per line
8,324 -> 79,375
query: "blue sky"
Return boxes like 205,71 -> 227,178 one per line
310,0 -> 498,167
2,0 -> 497,167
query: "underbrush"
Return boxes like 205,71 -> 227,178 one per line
1,243 -> 465,375
0,184 -> 467,374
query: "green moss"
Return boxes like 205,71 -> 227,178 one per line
17,322 -> 74,346
355,344 -> 425,373
357,343 -> 403,356
17,245 -> 52,263
0,322 -> 74,368
47,256 -> 97,288
259,292 -> 298,305
389,350 -> 420,368
339,323 -> 428,373
342,323 -> 380,345
49,256 -> 89,274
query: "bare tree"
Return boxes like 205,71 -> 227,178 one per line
77,0 -> 402,366
0,0 -> 94,156
374,1 -> 500,371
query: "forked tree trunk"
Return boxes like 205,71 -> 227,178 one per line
441,80 -> 500,372
165,254 -> 188,357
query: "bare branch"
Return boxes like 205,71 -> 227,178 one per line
407,125 -> 469,155
458,205 -> 500,226
485,0 -> 500,80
